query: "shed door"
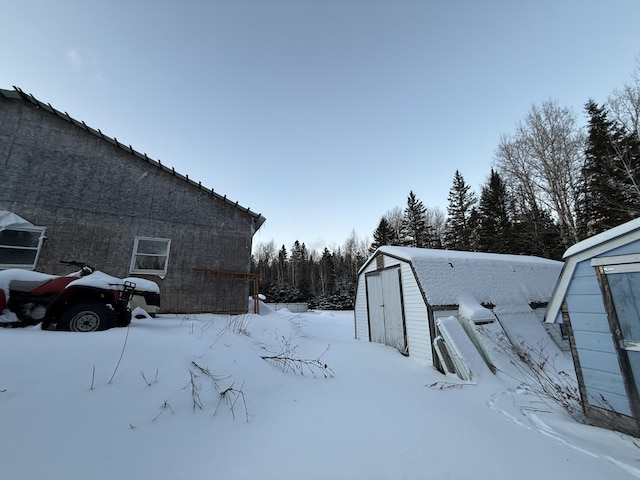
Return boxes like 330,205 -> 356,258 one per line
366,267 -> 406,354
602,264 -> 640,411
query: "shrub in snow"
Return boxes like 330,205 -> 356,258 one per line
261,336 -> 334,378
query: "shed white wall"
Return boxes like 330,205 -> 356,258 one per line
354,264 -> 370,340
355,253 -> 432,364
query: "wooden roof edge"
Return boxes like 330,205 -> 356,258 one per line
2,86 -> 265,229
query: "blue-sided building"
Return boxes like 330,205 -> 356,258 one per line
546,218 -> 640,437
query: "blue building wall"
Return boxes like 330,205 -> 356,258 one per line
565,239 -> 640,417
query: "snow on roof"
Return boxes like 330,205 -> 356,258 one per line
563,217 -> 640,258
0,210 -> 35,230
376,246 -> 563,307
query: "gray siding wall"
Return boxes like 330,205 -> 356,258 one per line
0,94 -> 258,313
565,260 -> 631,415
354,254 -> 432,364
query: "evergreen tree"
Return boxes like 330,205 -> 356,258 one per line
580,99 -> 640,236
444,171 -> 477,250
317,248 -> 334,298
509,200 -> 564,259
401,191 -> 431,248
277,245 -> 287,286
370,217 -> 394,252
290,241 -> 311,300
475,169 -> 514,253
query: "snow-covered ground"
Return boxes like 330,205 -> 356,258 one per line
1,304 -> 639,480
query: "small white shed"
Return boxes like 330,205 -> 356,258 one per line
545,217 -> 640,437
354,247 -> 563,372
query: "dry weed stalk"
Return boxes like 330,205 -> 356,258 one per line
480,328 -> 581,419
261,336 -> 334,378
215,382 -> 251,422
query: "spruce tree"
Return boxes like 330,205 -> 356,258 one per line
370,217 -> 394,252
401,191 -> 430,248
512,204 -> 564,259
476,169 -> 514,253
444,171 -> 477,250
580,99 -> 640,236
290,241 -> 311,301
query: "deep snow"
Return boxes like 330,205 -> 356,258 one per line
1,305 -> 640,480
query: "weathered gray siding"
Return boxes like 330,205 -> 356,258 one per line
0,91 -> 261,313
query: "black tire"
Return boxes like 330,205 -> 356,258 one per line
115,308 -> 132,327
58,302 -> 115,332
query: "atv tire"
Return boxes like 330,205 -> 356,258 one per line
115,308 -> 132,327
58,302 -> 115,332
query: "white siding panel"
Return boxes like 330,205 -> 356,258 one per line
354,259 -> 377,340
355,253 -> 432,363
398,261 -> 431,363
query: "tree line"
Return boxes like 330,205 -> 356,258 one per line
252,60 -> 640,309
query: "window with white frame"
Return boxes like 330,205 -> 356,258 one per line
0,226 -> 46,270
130,237 -> 171,276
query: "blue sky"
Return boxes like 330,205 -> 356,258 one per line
3,1 -> 639,253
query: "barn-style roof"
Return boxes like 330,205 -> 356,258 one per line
0,86 -> 265,230
545,217 -> 640,324
362,246 -> 562,307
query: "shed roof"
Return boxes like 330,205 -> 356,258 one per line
0,87 -> 265,231
563,217 -> 640,259
545,217 -> 640,323
366,246 -> 562,307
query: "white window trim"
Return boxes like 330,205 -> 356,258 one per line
129,236 -> 171,277
0,226 -> 46,270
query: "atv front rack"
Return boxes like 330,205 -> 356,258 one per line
114,281 -> 136,311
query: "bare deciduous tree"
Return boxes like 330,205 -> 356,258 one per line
426,206 -> 446,248
383,206 -> 404,245
606,63 -> 640,203
608,57 -> 640,140
494,99 -> 584,247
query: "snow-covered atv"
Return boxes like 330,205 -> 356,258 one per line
0,261 -> 157,332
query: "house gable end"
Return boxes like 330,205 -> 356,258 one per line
0,87 -> 265,231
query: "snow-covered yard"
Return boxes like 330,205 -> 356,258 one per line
1,305 -> 639,480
